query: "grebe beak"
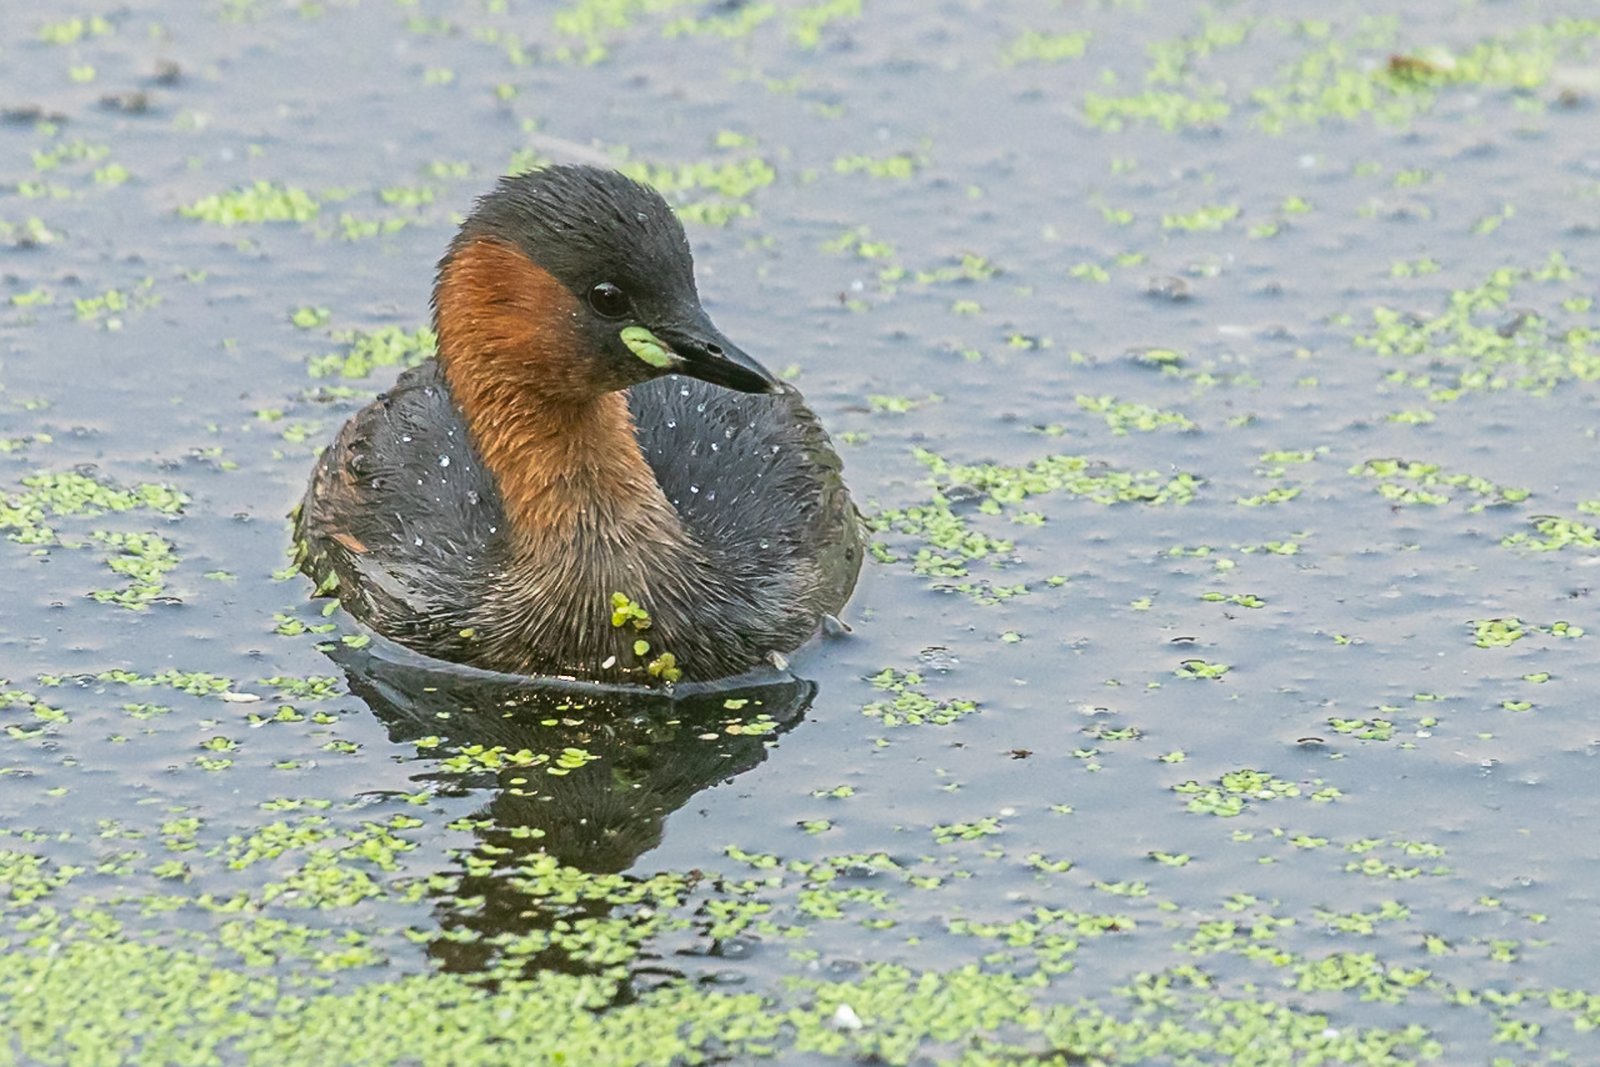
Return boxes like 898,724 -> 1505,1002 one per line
656,312 -> 781,395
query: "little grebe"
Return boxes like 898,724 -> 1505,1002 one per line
294,166 -> 861,684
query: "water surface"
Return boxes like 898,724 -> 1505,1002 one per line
3,1 -> 1600,1062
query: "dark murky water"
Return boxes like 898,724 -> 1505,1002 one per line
4,0 -> 1600,1062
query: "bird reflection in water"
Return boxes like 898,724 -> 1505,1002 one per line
330,638 -> 815,991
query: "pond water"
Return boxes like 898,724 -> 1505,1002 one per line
3,0 -> 1600,1063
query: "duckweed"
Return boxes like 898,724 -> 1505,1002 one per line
1162,204 -> 1241,231
1,472 -> 189,605
1003,29 -> 1091,65
861,668 -> 977,727
617,156 -> 776,225
1075,394 -> 1196,434
1356,255 -> 1595,399
1503,514 -> 1600,552
1351,458 -> 1530,510
870,448 -> 1198,594
1176,769 -> 1307,816
306,325 -> 437,380
833,152 -> 920,181
180,182 -> 322,225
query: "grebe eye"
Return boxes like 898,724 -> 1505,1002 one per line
588,281 -> 630,319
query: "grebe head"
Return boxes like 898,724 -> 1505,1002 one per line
432,165 -> 777,404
